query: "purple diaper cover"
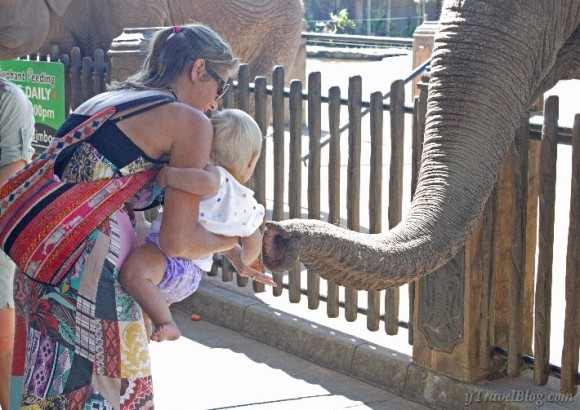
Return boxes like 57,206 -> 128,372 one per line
145,232 -> 203,304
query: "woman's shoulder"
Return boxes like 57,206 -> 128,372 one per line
74,88 -> 179,115
165,103 -> 213,141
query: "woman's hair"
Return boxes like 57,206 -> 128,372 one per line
109,23 -> 239,90
210,109 -> 262,177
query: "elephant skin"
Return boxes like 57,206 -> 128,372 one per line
262,0 -> 580,291
0,0 -> 305,91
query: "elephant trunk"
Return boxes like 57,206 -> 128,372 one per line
262,1 -> 579,290
262,219 -> 460,290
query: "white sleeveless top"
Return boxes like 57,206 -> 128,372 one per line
150,166 -> 264,270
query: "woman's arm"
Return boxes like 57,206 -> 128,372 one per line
156,164 -> 219,196
157,106 -> 237,259
0,160 -> 26,185
0,83 -> 34,184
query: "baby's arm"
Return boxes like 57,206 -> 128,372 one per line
239,228 -> 263,266
156,164 -> 220,196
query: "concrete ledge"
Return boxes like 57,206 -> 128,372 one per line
403,364 -> 511,410
241,303 -> 358,374
173,280 -> 405,385
306,45 -> 409,60
351,343 -> 412,395
173,280 -> 261,332
402,364 -> 578,409
173,280 -> 578,410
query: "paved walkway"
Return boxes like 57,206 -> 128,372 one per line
148,276 -> 578,410
150,308 -> 428,410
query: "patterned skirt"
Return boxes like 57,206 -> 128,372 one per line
10,210 -> 154,409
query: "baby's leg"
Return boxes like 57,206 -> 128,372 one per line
119,243 -> 181,341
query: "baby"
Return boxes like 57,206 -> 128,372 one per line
120,109 -> 275,342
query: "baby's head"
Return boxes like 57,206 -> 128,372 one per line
210,109 -> 263,183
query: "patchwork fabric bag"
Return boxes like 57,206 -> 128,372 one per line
0,105 -> 156,285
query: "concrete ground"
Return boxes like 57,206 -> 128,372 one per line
149,307 -> 428,410
149,275 -> 579,410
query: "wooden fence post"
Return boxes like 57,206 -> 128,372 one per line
534,96 -> 559,385
411,81 -> 540,383
288,79 -> 303,303
248,76 -> 268,293
367,91 -> 383,332
307,72 -> 322,310
561,114 -> 580,395
326,86 -> 342,319
409,73 -> 429,345
411,75 -> 488,382
345,75 -> 362,322
385,79 -> 405,336
271,65 -> 286,295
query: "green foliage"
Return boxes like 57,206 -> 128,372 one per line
315,8 -> 357,34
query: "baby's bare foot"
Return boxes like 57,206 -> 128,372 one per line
150,321 -> 181,342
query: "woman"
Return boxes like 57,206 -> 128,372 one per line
4,24 -> 246,408
0,78 -> 35,410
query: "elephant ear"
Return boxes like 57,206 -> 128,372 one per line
45,0 -> 73,16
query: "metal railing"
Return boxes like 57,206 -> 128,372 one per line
302,32 -> 414,49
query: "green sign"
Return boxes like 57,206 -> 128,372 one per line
0,59 -> 65,152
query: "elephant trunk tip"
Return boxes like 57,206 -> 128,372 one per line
262,221 -> 298,272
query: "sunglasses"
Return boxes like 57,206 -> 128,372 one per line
205,64 -> 230,101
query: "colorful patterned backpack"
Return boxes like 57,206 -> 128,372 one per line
0,104 -> 157,285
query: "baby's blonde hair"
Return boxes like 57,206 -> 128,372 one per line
210,109 -> 263,177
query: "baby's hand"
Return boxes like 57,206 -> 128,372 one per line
156,165 -> 170,189
223,246 -> 276,287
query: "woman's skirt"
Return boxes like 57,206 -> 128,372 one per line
10,210 -> 154,409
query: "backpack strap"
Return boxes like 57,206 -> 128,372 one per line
111,94 -> 177,123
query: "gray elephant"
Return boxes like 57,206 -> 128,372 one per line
0,0 -> 305,89
262,0 -> 580,291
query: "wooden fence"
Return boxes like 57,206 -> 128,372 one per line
224,66 -> 579,395
28,46 -> 580,396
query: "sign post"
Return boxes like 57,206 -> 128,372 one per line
0,59 -> 65,153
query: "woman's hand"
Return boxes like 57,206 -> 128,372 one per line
222,245 -> 277,287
